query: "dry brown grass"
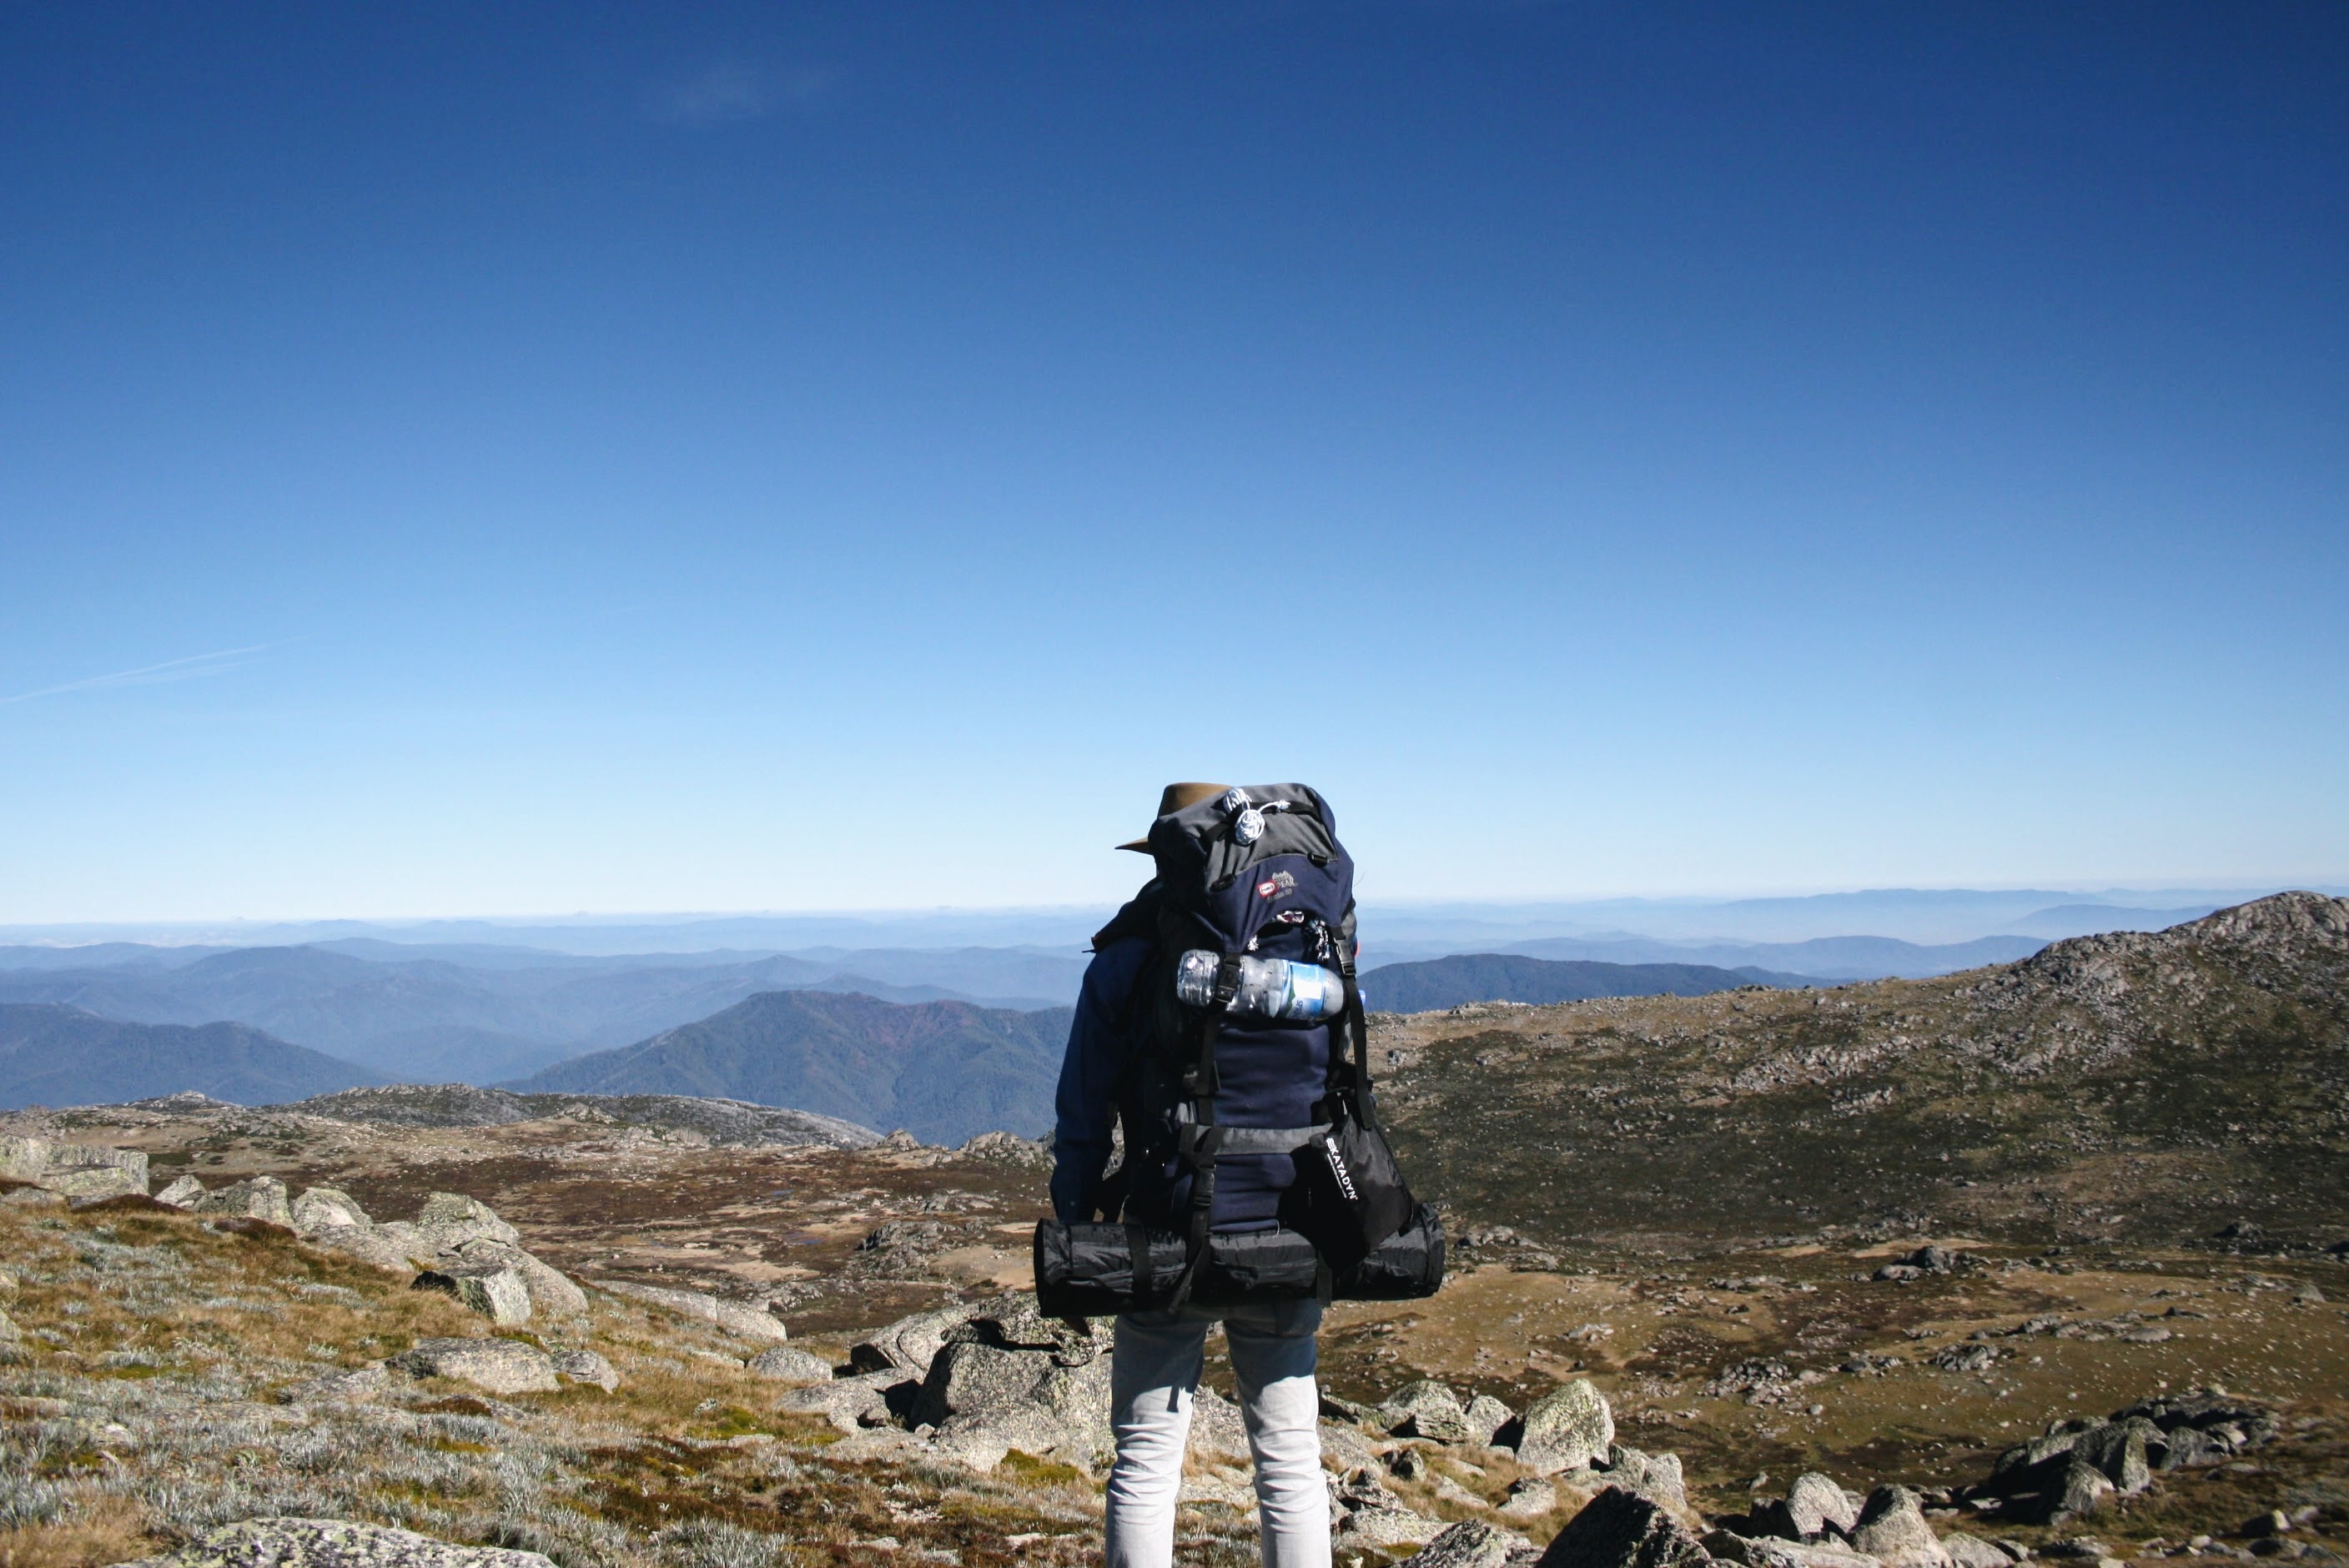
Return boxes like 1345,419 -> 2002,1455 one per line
0,1497 -> 150,1568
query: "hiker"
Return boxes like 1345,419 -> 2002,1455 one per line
1052,782 -> 1348,1568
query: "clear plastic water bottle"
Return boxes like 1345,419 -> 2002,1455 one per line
1174,950 -> 1346,1021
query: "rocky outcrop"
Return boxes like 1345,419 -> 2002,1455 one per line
192,1176 -> 295,1228
1334,1468 -> 1449,1550
415,1193 -> 518,1248
1396,1520 -> 1540,1568
1602,1445 -> 1688,1512
0,1135 -> 148,1201
119,1515 -> 556,1566
549,1348 -> 619,1392
267,1188 -> 585,1324
1755,1473 -> 1862,1540
594,1279 -> 789,1343
1536,1485 -> 1711,1568
413,1263 -> 533,1326
849,1301 -> 976,1379
775,1369 -> 911,1433
896,1294 -> 1116,1470
1969,1390 -> 2274,1524
153,1174 -> 206,1208
1518,1379 -> 1616,1475
389,1337 -> 559,1395
1384,1379 -> 1475,1442
1850,1485 -> 1948,1568
289,1185 -> 371,1232
746,1344 -> 833,1385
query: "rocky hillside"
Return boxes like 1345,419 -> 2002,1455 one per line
1361,956 -> 1809,1014
511,990 -> 1074,1145
1376,892 -> 2349,1253
273,1084 -> 881,1148
0,1004 -> 384,1110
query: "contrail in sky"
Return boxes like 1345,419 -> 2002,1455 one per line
0,644 -> 274,706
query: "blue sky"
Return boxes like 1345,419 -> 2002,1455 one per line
3,2 -> 2344,922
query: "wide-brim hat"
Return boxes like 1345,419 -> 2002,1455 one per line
1117,781 -> 1231,852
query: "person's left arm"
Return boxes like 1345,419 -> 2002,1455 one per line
1048,937 -> 1147,1224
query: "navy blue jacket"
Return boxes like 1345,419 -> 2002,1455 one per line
1050,887 -> 1332,1232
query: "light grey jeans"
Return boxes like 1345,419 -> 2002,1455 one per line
1104,1297 -> 1330,1568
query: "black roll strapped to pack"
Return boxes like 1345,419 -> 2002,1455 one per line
1033,783 -> 1446,1317
1034,1203 -> 1446,1319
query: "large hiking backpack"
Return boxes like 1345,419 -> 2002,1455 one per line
1034,784 -> 1445,1316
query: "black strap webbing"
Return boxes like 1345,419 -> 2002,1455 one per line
1167,957 -> 1239,1312
1128,1221 -> 1155,1306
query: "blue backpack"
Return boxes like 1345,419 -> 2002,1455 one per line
1094,784 -> 1421,1306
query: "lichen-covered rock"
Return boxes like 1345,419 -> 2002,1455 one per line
1340,1510 -> 1452,1550
595,1279 -> 789,1343
1517,1379 -> 1615,1475
1851,1485 -> 1949,1567
154,1174 -> 206,1209
1762,1473 -> 1862,1540
1603,1445 -> 1687,1511
442,1239 -> 586,1318
775,1369 -> 906,1433
907,1301 -> 1117,1469
1320,1419 -> 1380,1474
131,1515 -> 556,1565
0,1136 -> 148,1200
2074,1420 -> 2153,1494
745,1344 -> 833,1385
850,1301 -> 980,1379
304,1224 -> 417,1275
192,1176 -> 294,1229
1942,1535 -> 2016,1568
1501,1476 -> 1560,1520
1465,1392 -> 1518,1446
2043,1460 -> 2113,1525
291,1186 -> 373,1234
1705,1532 -> 1883,1568
1399,1520 -> 1539,1568
414,1264 -> 532,1327
389,1336 -> 557,1395
1384,1380 -> 1472,1443
1536,1486 -> 1711,1568
1188,1385 -> 1252,1464
415,1192 -> 520,1247
549,1349 -> 618,1392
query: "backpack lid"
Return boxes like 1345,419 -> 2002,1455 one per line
1145,784 -> 1345,898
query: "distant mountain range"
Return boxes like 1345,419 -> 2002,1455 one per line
1490,932 -> 2046,981
0,1003 -> 384,1110
510,990 -> 1074,1145
0,943 -> 1076,1082
1359,954 -> 1813,1013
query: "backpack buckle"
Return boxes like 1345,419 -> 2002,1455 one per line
1211,952 -> 1243,1008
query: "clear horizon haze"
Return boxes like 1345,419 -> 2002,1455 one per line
3,3 -> 2344,922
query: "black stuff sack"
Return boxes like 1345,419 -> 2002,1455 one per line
1287,1094 -> 1416,1272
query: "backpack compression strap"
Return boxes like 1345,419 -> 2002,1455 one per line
1165,952 -> 1240,1312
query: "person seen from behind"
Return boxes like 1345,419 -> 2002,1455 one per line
1053,781 -> 1345,1568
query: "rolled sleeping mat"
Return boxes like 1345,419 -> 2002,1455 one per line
1034,1203 -> 1446,1319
